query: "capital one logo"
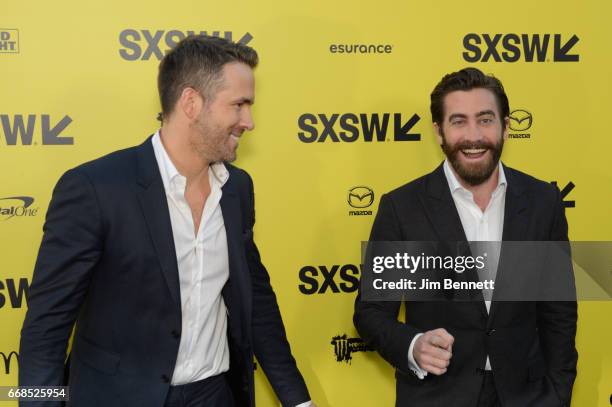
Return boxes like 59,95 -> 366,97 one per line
0,197 -> 38,220
119,29 -> 254,61
298,113 -> 421,143
330,334 -> 373,364
463,33 -> 579,62
298,264 -> 361,294
1,351 -> 19,374
1,115 -> 73,145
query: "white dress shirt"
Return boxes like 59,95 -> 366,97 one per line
153,133 -> 313,407
152,132 -> 230,385
408,159 -> 507,378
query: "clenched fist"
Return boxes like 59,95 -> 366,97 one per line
413,328 -> 454,375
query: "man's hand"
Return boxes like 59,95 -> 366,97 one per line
413,328 -> 454,375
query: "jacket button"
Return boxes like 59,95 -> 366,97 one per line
486,329 -> 496,336
171,330 -> 180,339
161,374 -> 170,383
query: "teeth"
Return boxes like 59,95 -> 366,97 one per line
462,149 -> 486,154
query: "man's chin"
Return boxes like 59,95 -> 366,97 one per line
456,164 -> 497,186
224,153 -> 237,163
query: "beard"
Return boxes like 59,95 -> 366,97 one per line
192,110 -> 237,164
441,132 -> 504,186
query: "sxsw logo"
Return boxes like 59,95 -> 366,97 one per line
119,29 -> 254,61
297,113 -> 421,143
299,264 -> 360,295
550,181 -> 576,208
0,29 -> 19,53
0,278 -> 30,309
463,34 -> 579,62
1,115 -> 73,146
0,197 -> 39,221
348,186 -> 374,216
331,334 -> 373,364
1,351 -> 19,374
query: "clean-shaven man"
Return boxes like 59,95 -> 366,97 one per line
20,35 -> 315,407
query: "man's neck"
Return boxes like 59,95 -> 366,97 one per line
159,123 -> 210,184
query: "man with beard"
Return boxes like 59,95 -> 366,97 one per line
354,67 -> 577,407
20,36 -> 314,407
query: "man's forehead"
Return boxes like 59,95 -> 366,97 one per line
221,62 -> 254,81
443,88 -> 497,114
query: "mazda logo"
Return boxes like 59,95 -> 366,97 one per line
509,109 -> 533,132
348,186 -> 374,208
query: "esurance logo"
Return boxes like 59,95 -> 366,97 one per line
0,29 -> 19,53
298,113 -> 421,143
463,34 -> 579,63
0,197 -> 39,220
1,115 -> 74,146
119,29 -> 254,61
1,351 -> 19,374
0,278 -> 30,309
329,43 -> 393,54
299,264 -> 360,295
331,334 -> 373,364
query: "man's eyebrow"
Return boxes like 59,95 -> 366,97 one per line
234,97 -> 254,105
476,110 -> 496,117
448,113 -> 467,122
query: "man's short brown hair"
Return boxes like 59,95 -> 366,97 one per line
430,67 -> 509,125
157,35 -> 258,120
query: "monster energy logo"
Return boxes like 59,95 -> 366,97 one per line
330,334 -> 373,364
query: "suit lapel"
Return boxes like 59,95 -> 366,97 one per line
422,164 -> 488,318
220,176 -> 250,346
135,137 -> 181,305
488,165 -> 530,325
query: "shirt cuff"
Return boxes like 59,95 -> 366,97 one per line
295,401 -> 313,407
407,333 -> 428,379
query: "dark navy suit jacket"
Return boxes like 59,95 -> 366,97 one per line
19,137 -> 310,407
354,163 -> 577,407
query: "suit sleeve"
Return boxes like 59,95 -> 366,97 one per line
19,169 -> 103,404
537,186 -> 578,406
353,193 -> 421,374
242,173 -> 310,407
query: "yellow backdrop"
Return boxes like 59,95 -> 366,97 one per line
1,0 -> 611,405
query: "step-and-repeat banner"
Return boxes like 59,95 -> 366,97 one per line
2,1 -> 611,405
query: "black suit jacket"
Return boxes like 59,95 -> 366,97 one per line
19,137 -> 310,407
354,163 -> 577,407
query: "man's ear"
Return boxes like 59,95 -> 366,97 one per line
433,122 -> 444,146
177,87 -> 204,121
502,116 -> 509,141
